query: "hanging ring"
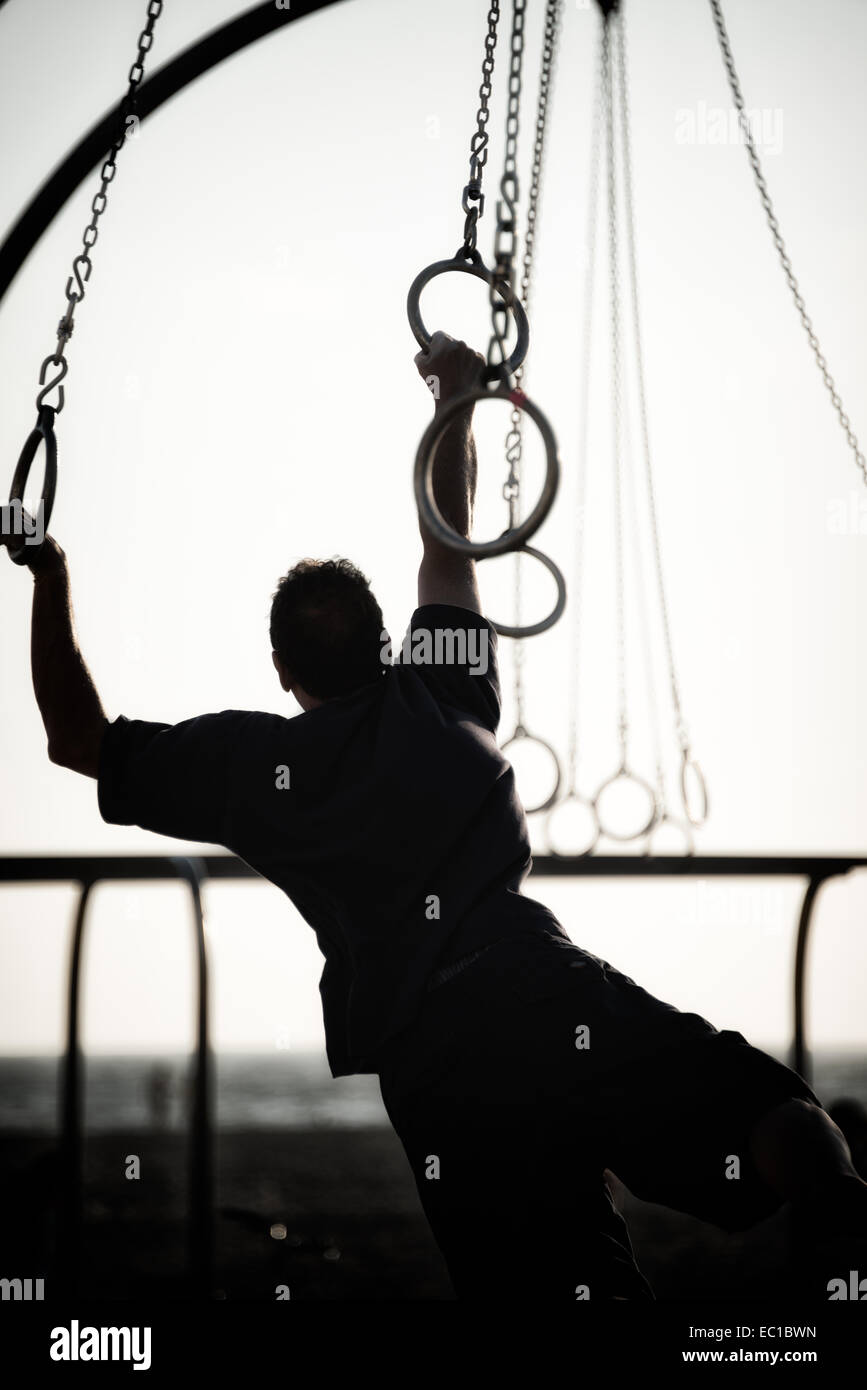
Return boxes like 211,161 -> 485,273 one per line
6,407 -> 58,566
489,545 -> 566,639
680,753 -> 709,828
414,384 -> 560,558
500,724 -> 562,815
642,812 -> 696,858
545,791 -> 601,858
407,251 -> 530,381
593,764 -> 659,842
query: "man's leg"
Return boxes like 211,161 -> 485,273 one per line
382,1088 -> 655,1301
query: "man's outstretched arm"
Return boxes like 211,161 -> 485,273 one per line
413,331 -> 486,614
6,536 -> 108,778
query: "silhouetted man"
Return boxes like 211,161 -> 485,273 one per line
8,331 -> 866,1300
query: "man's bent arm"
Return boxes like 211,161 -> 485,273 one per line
415,333 -> 485,613
28,539 -> 108,777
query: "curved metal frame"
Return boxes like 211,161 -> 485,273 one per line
0,2 -> 352,306
58,859 -> 212,1297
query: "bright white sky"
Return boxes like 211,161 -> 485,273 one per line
1,0 -> 866,1060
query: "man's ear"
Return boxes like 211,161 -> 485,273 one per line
271,650 -> 293,693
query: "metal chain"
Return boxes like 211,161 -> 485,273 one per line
708,0 -> 867,488
501,0 -> 562,728
565,16 -> 604,794
616,12 -> 694,757
502,0 -> 563,522
603,19 -> 628,764
461,2 -> 502,256
488,0 -> 527,380
34,0 -> 164,415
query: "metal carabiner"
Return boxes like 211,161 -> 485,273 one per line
35,353 -> 68,414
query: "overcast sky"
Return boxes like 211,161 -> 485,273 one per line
1,0 -> 866,1059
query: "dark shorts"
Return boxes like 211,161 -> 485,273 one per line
377,928 -> 820,1300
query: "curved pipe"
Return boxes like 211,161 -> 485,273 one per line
58,860 -> 213,1296
0,0 -> 350,304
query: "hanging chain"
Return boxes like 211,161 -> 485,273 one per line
708,0 -> 866,488
502,0 -> 563,521
565,18 -> 604,795
494,0 -> 561,733
603,17 -> 629,765
461,2 -> 502,257
488,0 -> 527,380
34,0 -> 164,416
616,13 -> 694,759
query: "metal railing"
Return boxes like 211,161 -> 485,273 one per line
1,850 -> 864,1296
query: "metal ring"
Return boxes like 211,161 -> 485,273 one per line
642,813 -> 696,858
500,725 -> 562,815
406,252 -> 530,380
593,765 -> 659,843
545,792 -> 600,858
6,408 -> 57,566
414,384 -> 560,558
680,754 -> 709,828
489,545 -> 566,639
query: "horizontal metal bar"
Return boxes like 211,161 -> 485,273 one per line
0,853 -> 864,884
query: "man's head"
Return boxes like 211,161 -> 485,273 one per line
270,558 -> 386,709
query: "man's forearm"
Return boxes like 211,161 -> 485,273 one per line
424,404 -> 478,542
30,543 -> 107,776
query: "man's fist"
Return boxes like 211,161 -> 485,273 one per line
414,330 -> 486,408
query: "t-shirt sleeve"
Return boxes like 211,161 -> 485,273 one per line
396,604 -> 501,732
97,711 -> 252,845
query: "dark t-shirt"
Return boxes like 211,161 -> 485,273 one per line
97,604 -> 563,1076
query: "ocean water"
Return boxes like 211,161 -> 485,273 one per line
0,1049 -> 864,1134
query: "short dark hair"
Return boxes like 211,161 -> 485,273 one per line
269,558 -> 386,700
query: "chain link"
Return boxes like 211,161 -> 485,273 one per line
461,2 -> 502,256
502,0 -> 563,523
487,0 -> 526,381
34,0 -> 164,415
708,0 -> 866,488
494,0 -> 562,727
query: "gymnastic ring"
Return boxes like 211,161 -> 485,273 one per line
489,545 -> 567,639
406,250 -> 530,381
680,754 -> 708,828
500,724 -> 562,815
592,765 -> 659,843
5,407 -> 57,566
642,813 -> 695,858
545,791 -> 600,858
414,384 -> 560,558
